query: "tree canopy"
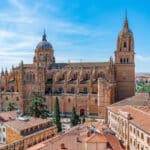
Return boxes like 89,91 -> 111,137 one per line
29,96 -> 49,118
7,100 -> 17,111
71,107 -> 80,126
136,81 -> 150,93
53,97 -> 62,132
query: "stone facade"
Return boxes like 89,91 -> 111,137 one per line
0,115 -> 57,150
107,105 -> 150,150
0,15 -> 135,117
136,73 -> 150,84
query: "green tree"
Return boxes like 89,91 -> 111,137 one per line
29,96 -> 49,118
53,97 -> 62,132
136,81 -> 150,93
71,107 -> 80,126
7,100 -> 17,111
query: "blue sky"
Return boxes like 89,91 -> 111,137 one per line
0,0 -> 150,72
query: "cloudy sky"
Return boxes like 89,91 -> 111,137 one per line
0,0 -> 150,72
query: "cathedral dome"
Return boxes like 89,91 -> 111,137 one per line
36,31 -> 53,50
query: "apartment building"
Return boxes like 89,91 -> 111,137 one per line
107,105 -> 150,150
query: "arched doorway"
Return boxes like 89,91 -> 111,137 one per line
80,109 -> 85,116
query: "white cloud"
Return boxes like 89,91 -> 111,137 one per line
9,0 -> 26,12
136,54 -> 150,62
0,0 -> 113,71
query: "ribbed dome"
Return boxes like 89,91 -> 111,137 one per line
36,31 -> 53,50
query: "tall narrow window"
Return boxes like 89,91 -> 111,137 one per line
127,58 -> 129,63
124,42 -> 127,48
120,58 -> 123,63
124,58 -> 126,63
95,99 -> 97,104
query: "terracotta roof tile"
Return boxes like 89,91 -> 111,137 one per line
111,93 -> 150,106
85,133 -> 107,143
108,105 -> 150,133
5,117 -> 51,132
0,111 -> 16,121
105,134 -> 125,150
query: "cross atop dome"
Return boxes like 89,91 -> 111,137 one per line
42,29 -> 47,41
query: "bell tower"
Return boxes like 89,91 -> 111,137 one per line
115,12 -> 135,100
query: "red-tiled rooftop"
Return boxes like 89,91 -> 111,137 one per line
85,133 -> 107,143
108,105 -> 150,133
27,123 -> 124,150
5,117 -> 51,132
0,111 -> 16,122
111,93 -> 150,106
105,134 -> 125,150
83,121 -> 108,131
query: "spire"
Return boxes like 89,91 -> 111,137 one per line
1,68 -> 4,76
42,29 -> 47,41
5,68 -> 8,75
109,56 -> 113,63
12,65 -> 14,70
124,9 -> 128,28
125,9 -> 127,20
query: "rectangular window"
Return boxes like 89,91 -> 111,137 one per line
147,137 -> 150,145
130,138 -> 132,144
130,126 -> 132,132
137,130 -> 139,137
141,133 -> 144,140
3,137 -> 5,142
133,128 -> 135,134
134,140 -> 136,146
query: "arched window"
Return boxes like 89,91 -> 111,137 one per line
33,74 -> 35,81
1,87 -> 4,91
84,74 -> 89,80
10,86 -> 14,92
83,87 -> 88,93
120,58 -> 123,63
58,87 -> 63,93
62,74 -> 65,80
46,54 -> 49,61
124,42 -> 127,48
127,58 -> 129,63
29,74 -> 32,81
124,58 -> 126,63
73,73 -> 77,80
39,54 -> 43,61
95,99 -> 97,104
71,87 -> 75,93
99,72 -> 105,79
68,98 -> 71,103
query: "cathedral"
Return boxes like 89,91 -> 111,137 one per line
0,15 -> 135,117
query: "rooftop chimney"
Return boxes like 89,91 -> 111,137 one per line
60,143 -> 68,150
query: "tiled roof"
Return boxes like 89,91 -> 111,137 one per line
5,117 -> 51,132
49,62 -> 110,69
27,123 -> 124,150
83,121 -> 108,131
0,111 -> 16,121
105,134 -> 125,150
85,133 -> 107,143
108,105 -> 150,133
111,93 -> 150,106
